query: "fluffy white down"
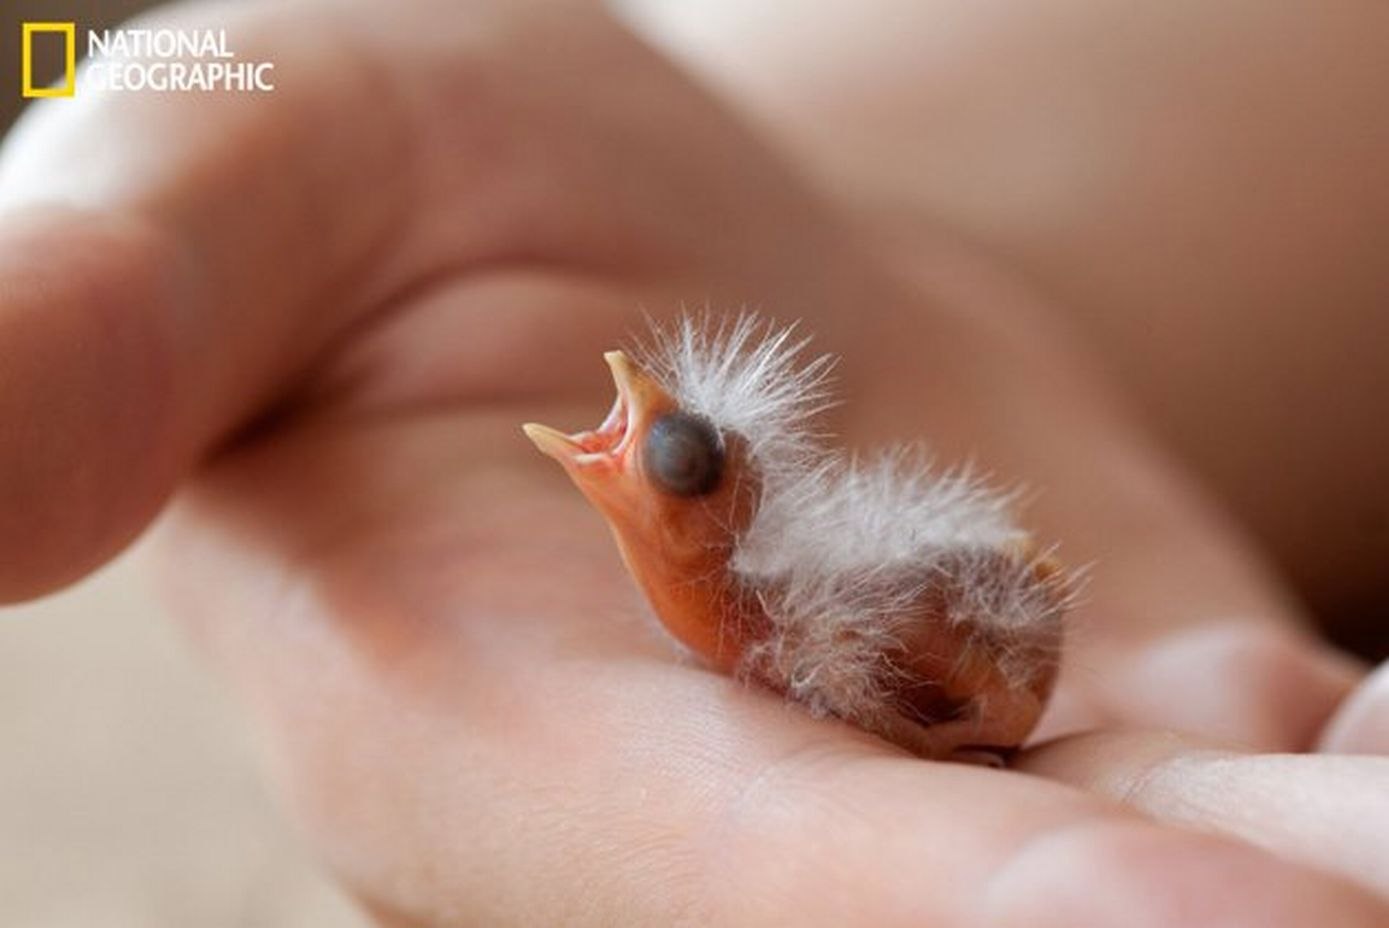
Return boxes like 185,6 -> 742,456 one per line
635,314 -> 1065,728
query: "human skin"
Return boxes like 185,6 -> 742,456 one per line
1,0 -> 1387,924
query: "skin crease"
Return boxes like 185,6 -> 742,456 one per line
0,0 -> 1387,925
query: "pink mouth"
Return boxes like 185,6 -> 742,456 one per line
522,349 -> 653,469
521,352 -> 641,467
570,389 -> 632,461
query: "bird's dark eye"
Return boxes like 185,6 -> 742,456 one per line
642,412 -> 724,497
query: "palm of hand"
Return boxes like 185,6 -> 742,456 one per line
2,1 -> 1383,925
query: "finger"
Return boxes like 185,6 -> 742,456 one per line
153,409 -> 1389,926
1018,729 -> 1389,899
0,0 -> 543,601
1083,622 -> 1364,752
0,0 -> 832,602
1318,661 -> 1389,755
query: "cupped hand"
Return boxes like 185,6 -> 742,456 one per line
2,0 -> 1384,924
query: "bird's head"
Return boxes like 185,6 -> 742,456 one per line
523,352 -> 760,663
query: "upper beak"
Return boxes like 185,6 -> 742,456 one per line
602,349 -> 672,424
602,349 -> 640,399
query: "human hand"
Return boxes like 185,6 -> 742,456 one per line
2,0 -> 1382,924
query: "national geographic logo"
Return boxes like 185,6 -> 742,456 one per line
21,23 -> 276,98
21,22 -> 76,98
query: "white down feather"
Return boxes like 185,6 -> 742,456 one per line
635,313 -> 1066,729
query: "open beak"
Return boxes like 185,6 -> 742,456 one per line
522,350 -> 671,470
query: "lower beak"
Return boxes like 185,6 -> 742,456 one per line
521,422 -> 583,462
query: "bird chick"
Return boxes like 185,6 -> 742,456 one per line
523,315 -> 1069,759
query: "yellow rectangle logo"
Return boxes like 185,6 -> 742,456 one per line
21,22 -> 77,98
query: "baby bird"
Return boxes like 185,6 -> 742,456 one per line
522,315 -> 1069,759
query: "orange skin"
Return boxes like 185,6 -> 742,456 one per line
524,352 -> 763,670
525,351 -> 1060,756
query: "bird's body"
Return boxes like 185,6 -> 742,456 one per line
524,314 -> 1068,759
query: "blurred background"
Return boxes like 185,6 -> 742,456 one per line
3,2 -> 367,925
0,544 -> 368,927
